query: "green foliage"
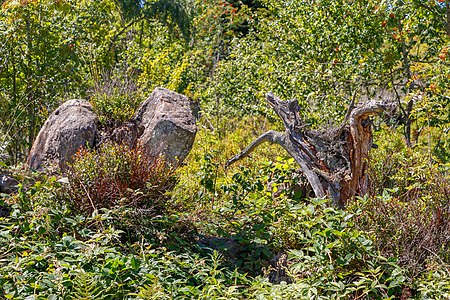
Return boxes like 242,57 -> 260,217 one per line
282,199 -> 405,299
0,166 -> 408,299
415,265 -> 450,300
202,0 -> 390,121
0,0 -> 85,163
70,272 -> 108,300
0,130 -> 449,298
89,69 -> 143,126
0,196 -> 248,299
2,0 -> 448,159
192,156 -> 405,298
199,151 -> 220,196
0,0 -> 193,164
91,92 -> 137,125
1,0 -> 450,298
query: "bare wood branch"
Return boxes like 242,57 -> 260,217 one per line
348,100 -> 395,198
333,90 -> 357,139
350,101 -> 392,121
288,131 -> 317,161
225,130 -> 326,198
266,92 -> 303,132
225,130 -> 285,168
286,141 -> 326,198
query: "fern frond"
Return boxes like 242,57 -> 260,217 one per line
69,271 -> 108,300
136,281 -> 169,300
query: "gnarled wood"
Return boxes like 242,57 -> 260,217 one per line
226,93 -> 394,207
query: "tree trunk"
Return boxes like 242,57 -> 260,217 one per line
447,0 -> 450,37
226,93 -> 394,207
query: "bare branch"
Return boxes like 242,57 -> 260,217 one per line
266,92 -> 303,132
333,90 -> 357,139
225,130 -> 285,168
350,101 -> 393,121
225,129 -> 326,198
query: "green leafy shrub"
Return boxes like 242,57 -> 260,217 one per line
207,158 -> 407,298
0,207 -> 249,299
0,201 -> 250,299
279,199 -> 406,299
415,264 -> 450,299
214,189 -> 408,298
89,70 -> 143,126
90,92 -> 137,126
0,175 -> 249,299
67,142 -> 175,215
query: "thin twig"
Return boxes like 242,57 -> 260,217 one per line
333,89 -> 358,139
424,247 -> 450,277
79,181 -> 104,230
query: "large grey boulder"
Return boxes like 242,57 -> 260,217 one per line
0,174 -> 18,194
27,99 -> 98,170
133,88 -> 197,166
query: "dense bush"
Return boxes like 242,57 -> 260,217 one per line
207,159 -> 407,298
0,195 -> 248,299
67,143 -> 175,215
1,131 -> 449,298
89,70 -> 144,127
350,128 -> 450,277
0,167 -> 408,299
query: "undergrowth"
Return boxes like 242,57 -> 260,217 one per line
67,142 -> 174,215
0,175 -> 408,299
89,69 -> 144,127
1,118 -> 450,299
353,127 -> 450,276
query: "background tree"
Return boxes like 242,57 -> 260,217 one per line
0,0 -> 192,164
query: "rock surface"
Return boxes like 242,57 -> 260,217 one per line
27,99 -> 98,170
132,87 -> 197,166
197,235 -> 241,259
0,174 -> 18,194
110,121 -> 144,149
0,204 -> 10,217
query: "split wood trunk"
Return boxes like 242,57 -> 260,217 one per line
226,93 -> 393,207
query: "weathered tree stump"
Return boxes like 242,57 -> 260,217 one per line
226,92 -> 394,207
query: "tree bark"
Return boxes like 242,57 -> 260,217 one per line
226,93 -> 394,207
447,0 -> 450,37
